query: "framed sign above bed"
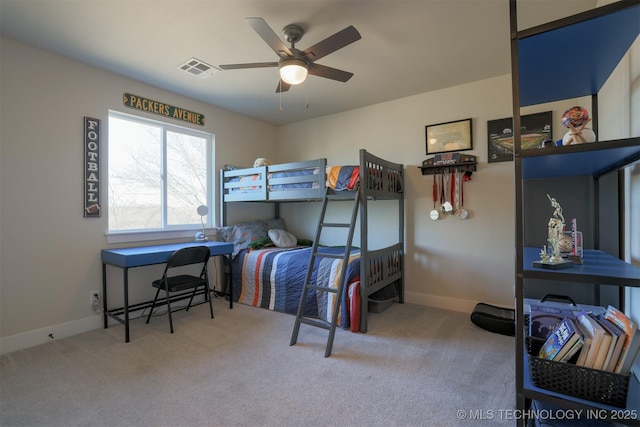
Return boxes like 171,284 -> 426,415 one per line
425,118 -> 473,155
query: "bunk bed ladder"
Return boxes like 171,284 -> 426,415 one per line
290,188 -> 359,357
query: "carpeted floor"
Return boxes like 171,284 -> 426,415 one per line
1,300 -> 515,427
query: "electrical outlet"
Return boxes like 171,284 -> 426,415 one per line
90,290 -> 100,306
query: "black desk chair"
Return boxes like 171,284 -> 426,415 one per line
146,246 -> 213,333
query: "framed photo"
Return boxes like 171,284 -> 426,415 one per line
487,111 -> 552,163
425,118 -> 473,155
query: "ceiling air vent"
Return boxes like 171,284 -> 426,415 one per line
177,58 -> 219,79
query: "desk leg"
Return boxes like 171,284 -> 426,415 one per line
123,267 -> 130,343
228,253 -> 233,309
102,263 -> 108,329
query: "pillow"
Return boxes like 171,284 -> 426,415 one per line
265,218 -> 285,231
268,229 -> 297,248
217,218 -> 286,256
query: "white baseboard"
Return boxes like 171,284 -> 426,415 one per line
404,291 -> 481,313
2,294 -> 503,355
0,314 -> 105,355
1,295 -> 213,355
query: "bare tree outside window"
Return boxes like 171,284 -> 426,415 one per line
166,130 -> 207,225
108,112 -> 212,232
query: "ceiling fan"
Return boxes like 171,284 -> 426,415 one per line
219,17 -> 361,93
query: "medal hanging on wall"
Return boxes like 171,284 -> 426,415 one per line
430,173 -> 440,220
441,171 -> 453,214
453,170 -> 469,220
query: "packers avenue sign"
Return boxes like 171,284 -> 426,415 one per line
123,93 -> 205,126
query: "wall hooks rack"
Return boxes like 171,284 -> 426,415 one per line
419,153 -> 477,176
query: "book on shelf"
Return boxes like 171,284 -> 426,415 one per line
575,311 -> 611,370
538,316 -> 582,361
603,305 -> 639,375
617,331 -> 640,376
557,336 -> 583,363
594,313 -> 627,373
574,321 -> 592,367
529,303 -> 578,340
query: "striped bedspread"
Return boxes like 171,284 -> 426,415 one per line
231,246 -> 361,328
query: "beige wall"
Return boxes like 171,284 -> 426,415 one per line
1,32 -> 635,354
0,38 -> 276,352
275,75 -> 591,313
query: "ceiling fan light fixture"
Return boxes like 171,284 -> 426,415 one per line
279,59 -> 308,85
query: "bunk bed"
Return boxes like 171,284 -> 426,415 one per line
219,149 -> 404,332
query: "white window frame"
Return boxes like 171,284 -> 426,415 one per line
106,110 -> 214,244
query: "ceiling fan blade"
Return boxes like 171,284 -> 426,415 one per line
308,63 -> 354,82
245,17 -> 293,58
219,62 -> 278,70
303,25 -> 361,62
275,80 -> 291,93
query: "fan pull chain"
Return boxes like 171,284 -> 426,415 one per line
305,79 -> 309,109
279,81 -> 283,113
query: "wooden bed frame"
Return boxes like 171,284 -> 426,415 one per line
220,149 -> 404,332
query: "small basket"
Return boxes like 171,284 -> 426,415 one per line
527,337 -> 630,408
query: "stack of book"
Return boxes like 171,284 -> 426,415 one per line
537,305 -> 640,375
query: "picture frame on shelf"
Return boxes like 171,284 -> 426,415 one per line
425,118 -> 472,155
487,111 -> 552,163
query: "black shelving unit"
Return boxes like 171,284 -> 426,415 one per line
510,1 -> 640,425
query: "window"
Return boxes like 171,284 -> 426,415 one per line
108,111 -> 213,238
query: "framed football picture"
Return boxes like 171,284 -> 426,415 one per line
487,111 -> 552,163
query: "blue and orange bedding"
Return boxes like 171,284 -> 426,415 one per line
325,166 -> 359,190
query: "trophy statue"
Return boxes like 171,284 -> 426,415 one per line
547,194 -> 565,262
534,194 -> 574,269
548,218 -> 564,262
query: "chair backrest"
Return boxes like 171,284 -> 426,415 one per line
166,246 -> 211,270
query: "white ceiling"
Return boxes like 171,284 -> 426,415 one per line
0,0 -> 596,126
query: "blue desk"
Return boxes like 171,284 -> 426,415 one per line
101,241 -> 234,342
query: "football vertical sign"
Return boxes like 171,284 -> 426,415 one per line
84,117 -> 101,217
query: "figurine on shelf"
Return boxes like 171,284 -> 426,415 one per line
548,217 -> 564,262
532,195 -> 575,270
548,194 -> 564,223
539,245 -> 550,263
561,106 -> 596,145
546,194 -> 566,263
